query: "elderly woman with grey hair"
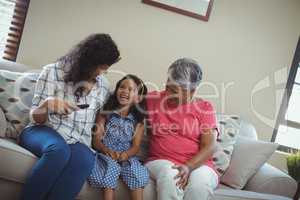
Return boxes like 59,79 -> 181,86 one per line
144,58 -> 219,200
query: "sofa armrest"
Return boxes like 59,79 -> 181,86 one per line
244,163 -> 297,198
0,108 -> 7,137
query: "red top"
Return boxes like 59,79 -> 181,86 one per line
146,90 -> 217,170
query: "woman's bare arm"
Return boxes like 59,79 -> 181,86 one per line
92,113 -> 108,152
173,128 -> 216,189
185,129 -> 216,170
30,98 -> 78,124
92,113 -> 120,160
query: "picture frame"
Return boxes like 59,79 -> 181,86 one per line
142,0 -> 214,21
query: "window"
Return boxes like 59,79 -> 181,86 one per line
0,0 -> 30,61
272,36 -> 300,152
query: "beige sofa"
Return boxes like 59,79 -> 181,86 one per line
0,60 -> 297,200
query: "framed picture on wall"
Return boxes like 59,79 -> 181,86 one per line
142,0 -> 214,21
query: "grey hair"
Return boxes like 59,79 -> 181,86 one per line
167,58 -> 202,90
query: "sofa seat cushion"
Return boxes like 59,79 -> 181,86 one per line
77,181 -> 131,200
0,138 -> 133,200
0,138 -> 293,200
214,188 -> 292,200
244,163 -> 297,198
0,138 -> 36,183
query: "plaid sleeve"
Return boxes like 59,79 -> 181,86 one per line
31,66 -> 56,108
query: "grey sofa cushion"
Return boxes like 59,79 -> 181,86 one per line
0,60 -> 32,73
0,138 -> 36,184
245,163 -> 297,198
214,188 -> 292,200
221,137 -> 278,189
238,119 -> 258,140
0,178 -> 23,200
0,138 -> 131,200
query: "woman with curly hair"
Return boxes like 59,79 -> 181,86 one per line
19,33 -> 120,200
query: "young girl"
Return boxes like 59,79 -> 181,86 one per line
88,74 -> 149,200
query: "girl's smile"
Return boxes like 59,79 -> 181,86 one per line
117,78 -> 138,106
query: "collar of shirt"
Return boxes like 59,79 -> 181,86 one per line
111,111 -> 135,122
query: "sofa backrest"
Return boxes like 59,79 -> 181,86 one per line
0,60 -> 33,72
238,119 -> 258,140
215,114 -> 258,141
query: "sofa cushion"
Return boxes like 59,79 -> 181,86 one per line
77,181 -> 131,200
221,137 -> 278,189
0,60 -> 32,72
0,178 -> 23,200
214,188 -> 292,200
0,138 -> 36,183
0,138 -> 133,200
238,120 -> 258,140
244,163 -> 297,198
213,115 -> 241,176
0,70 -> 38,139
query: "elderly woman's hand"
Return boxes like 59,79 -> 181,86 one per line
172,164 -> 192,190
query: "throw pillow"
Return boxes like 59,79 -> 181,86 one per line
0,70 -> 38,139
220,137 -> 278,189
212,115 -> 241,176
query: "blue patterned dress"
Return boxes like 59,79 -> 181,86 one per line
88,112 -> 149,189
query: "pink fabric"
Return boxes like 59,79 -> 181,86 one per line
146,90 -> 217,170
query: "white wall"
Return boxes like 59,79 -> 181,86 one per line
17,0 -> 300,171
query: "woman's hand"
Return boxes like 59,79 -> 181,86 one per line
31,97 -> 78,124
172,164 -> 192,190
118,152 -> 129,162
46,97 -> 78,115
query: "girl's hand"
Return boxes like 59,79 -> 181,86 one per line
118,152 -> 129,161
105,149 -> 120,160
46,97 -> 78,115
172,164 -> 192,190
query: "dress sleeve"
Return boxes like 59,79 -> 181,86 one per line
31,66 -> 56,109
198,100 -> 217,132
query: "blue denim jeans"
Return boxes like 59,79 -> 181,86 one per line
19,125 -> 95,200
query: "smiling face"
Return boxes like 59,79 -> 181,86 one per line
165,79 -> 196,105
116,78 -> 139,107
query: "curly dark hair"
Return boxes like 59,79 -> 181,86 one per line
102,74 -> 148,124
58,33 -> 120,85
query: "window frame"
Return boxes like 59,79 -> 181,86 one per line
272,36 -> 300,152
